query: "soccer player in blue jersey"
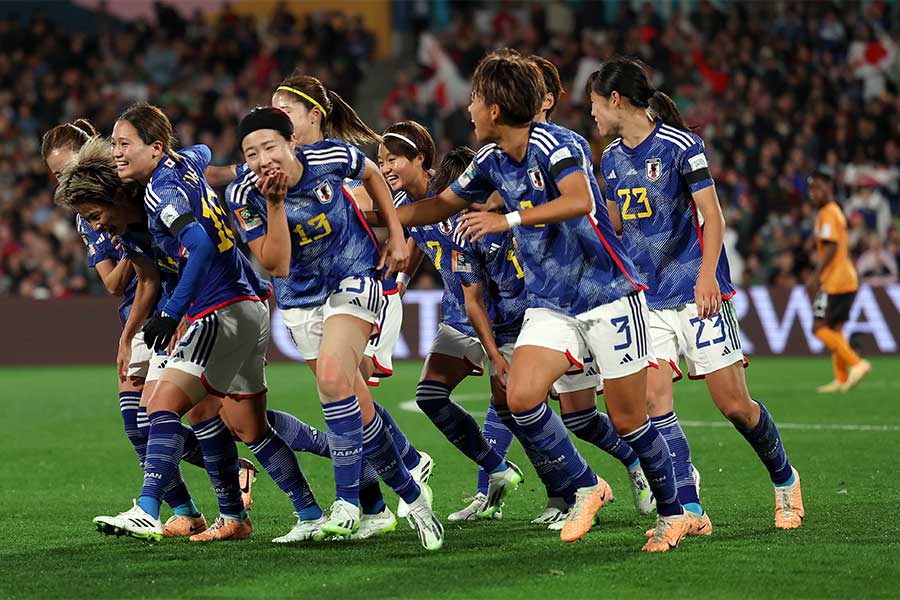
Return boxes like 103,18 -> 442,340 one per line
375,120 -> 526,520
77,104 -> 322,544
395,52 -> 688,550
453,55 -> 657,526
44,121 -> 224,538
587,58 -> 804,531
229,106 -> 443,550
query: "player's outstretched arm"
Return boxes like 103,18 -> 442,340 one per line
462,280 -> 509,391
397,188 -> 469,228
205,164 -> 238,188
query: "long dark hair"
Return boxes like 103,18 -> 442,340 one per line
117,102 -> 180,159
586,58 -> 689,131
275,74 -> 380,145
432,146 -> 476,194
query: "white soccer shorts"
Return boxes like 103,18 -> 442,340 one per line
364,290 -> 402,383
126,331 -> 153,379
429,322 -> 486,375
495,341 -> 601,395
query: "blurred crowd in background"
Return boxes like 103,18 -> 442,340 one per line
2,0 -> 898,299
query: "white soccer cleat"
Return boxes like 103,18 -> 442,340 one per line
272,514 -> 328,543
93,500 -> 163,542
447,492 -> 502,521
405,483 -> 444,551
352,506 -> 398,539
628,465 -> 656,516
397,451 -> 435,518
477,461 -> 523,518
531,496 -> 569,525
321,499 -> 360,539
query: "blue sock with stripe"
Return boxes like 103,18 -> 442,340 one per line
362,413 -> 420,504
267,409 -> 330,457
323,396 -> 363,505
622,419 -> 682,517
136,407 -> 197,516
416,380 -> 505,473
247,428 -> 321,520
138,411 -> 189,519
191,415 -> 245,519
562,407 -> 639,468
650,411 -> 701,512
477,400 -> 516,495
119,392 -> 146,463
512,403 -> 597,491
738,401 -> 794,486
374,402 -> 421,471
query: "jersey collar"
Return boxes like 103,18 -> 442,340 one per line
619,119 -> 662,156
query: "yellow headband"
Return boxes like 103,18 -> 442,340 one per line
276,86 -> 328,118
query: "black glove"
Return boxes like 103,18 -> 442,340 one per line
142,312 -> 179,352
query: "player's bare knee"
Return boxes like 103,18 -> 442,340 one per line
316,358 -> 352,401
506,381 -> 543,413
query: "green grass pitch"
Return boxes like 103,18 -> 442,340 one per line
2,357 -> 899,599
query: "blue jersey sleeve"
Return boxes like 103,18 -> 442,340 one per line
679,137 -> 714,194
147,177 -> 196,238
226,175 -> 268,244
347,146 -> 366,181
180,145 -> 213,172
449,160 -> 496,204
77,216 -> 118,267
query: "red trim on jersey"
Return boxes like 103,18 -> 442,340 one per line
343,185 -> 381,255
649,360 -> 659,369
668,359 -> 684,382
586,214 -> 648,291
383,287 -> 399,296
366,378 -> 381,387
721,289 -> 736,300
687,356 -> 748,380
185,295 -> 262,323
690,199 -> 704,252
565,350 -> 584,370
371,355 -> 393,377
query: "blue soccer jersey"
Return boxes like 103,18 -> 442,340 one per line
227,139 -> 380,310
457,230 -> 528,346
600,121 -> 735,310
450,122 -> 644,317
144,145 -> 261,321
77,214 -> 138,327
396,189 -> 475,337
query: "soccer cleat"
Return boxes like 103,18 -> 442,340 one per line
163,514 -> 208,537
405,483 -> 444,551
189,515 -> 252,542
647,510 -> 712,538
352,506 -> 398,539
93,500 -> 163,542
816,380 -> 844,393
628,465 -> 656,516
840,360 -> 871,392
272,514 -> 328,543
560,478 -> 613,543
448,492 -> 502,521
774,467 -> 805,529
322,499 -> 360,539
476,461 -> 523,519
397,451 -> 434,518
238,458 -> 258,511
531,497 -> 569,525
642,513 -> 690,552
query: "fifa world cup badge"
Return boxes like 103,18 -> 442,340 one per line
645,158 -> 662,181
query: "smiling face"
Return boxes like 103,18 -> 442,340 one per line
467,94 -> 499,144
589,91 -> 621,138
242,129 -> 295,179
111,119 -> 161,182
74,199 -> 134,236
45,146 -> 76,182
377,144 -> 423,193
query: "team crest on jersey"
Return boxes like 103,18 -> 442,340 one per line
645,158 -> 662,181
437,219 -> 454,237
314,181 -> 334,204
527,167 -> 545,190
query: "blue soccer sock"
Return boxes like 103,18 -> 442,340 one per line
512,403 -> 596,491
650,411 -> 701,511
247,428 -> 321,520
374,402 -> 421,471
738,401 -> 794,486
137,407 -> 195,515
476,400 -> 516,495
416,380 -> 504,473
322,396 -> 363,505
191,415 -> 244,518
359,482 -> 386,515
119,392 -> 146,464
495,404 -> 574,501
562,407 -> 640,468
267,409 -> 330,458
138,411 -> 188,519
622,419 -> 682,517
180,423 -> 205,469
362,412 -> 420,504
